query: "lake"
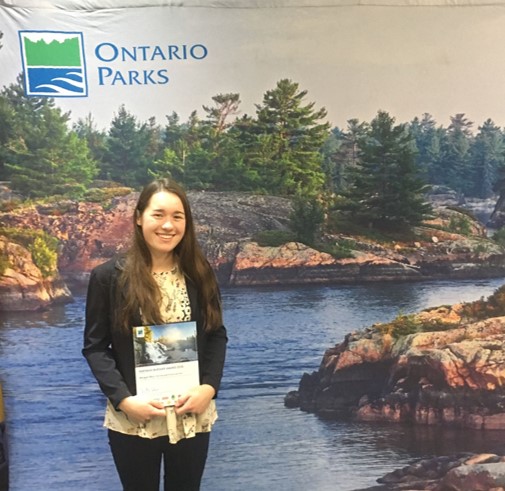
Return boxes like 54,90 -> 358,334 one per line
1,278 -> 505,490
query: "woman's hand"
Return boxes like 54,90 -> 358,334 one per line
174,384 -> 215,415
118,395 -> 166,425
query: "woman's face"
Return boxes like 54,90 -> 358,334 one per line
136,191 -> 186,260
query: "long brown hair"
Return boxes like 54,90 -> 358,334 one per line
117,178 -> 222,332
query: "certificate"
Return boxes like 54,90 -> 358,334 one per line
132,321 -> 199,406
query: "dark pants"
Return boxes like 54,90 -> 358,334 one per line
108,430 -> 210,491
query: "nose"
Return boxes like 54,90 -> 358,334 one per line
161,219 -> 173,229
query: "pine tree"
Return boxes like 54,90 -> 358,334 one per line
245,79 -> 330,196
196,93 -> 255,191
202,93 -> 241,135
344,110 -> 432,230
438,113 -> 473,194
409,113 -> 443,183
103,105 -> 152,187
73,113 -> 108,177
1,75 -> 97,197
322,119 -> 368,193
470,119 -> 504,199
289,193 -> 324,245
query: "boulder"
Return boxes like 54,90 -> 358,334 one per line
356,453 -> 505,490
287,294 -> 505,431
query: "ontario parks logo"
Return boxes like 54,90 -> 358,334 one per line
18,30 -> 88,97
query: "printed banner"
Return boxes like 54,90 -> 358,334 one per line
3,2 -> 505,491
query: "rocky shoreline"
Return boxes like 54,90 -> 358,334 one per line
285,294 -> 505,429
284,287 -> 505,489
1,191 -> 505,310
354,451 -> 505,491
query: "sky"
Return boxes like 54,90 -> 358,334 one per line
1,2 -> 505,131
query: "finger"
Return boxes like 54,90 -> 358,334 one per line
175,394 -> 190,408
174,400 -> 191,415
149,400 -> 165,410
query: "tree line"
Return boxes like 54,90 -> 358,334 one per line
1,74 -> 505,231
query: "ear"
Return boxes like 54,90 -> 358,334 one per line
135,210 -> 142,226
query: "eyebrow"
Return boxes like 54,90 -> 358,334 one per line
151,208 -> 185,214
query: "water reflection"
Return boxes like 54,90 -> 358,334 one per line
0,301 -> 77,330
326,419 -> 505,458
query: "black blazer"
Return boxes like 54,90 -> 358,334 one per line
82,257 -> 227,409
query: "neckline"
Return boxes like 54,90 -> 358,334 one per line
152,266 -> 178,276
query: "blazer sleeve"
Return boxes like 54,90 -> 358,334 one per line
200,324 -> 228,396
82,267 -> 132,409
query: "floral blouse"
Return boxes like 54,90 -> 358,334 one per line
103,267 -> 218,444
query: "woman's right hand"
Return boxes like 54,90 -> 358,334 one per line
118,395 -> 166,425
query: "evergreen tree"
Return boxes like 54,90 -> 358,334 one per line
289,193 -> 324,245
200,93 -> 259,191
162,111 -> 190,176
245,79 -> 330,196
154,97 -> 258,191
470,119 -> 505,198
155,111 -> 202,185
322,119 -> 368,193
73,113 -> 108,177
321,127 -> 343,193
145,116 -> 164,167
438,113 -> 473,193
103,105 -> 152,187
153,110 -> 214,188
0,31 -> 10,180
344,110 -> 432,230
202,93 -> 241,135
162,110 -> 215,189
409,113 -> 443,182
1,75 -> 97,197
0,95 -> 15,181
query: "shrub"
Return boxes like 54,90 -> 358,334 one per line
376,312 -> 459,338
447,215 -> 472,236
461,284 -> 505,320
378,314 -> 420,338
317,241 -> 354,259
0,227 -> 59,278
29,236 -> 58,278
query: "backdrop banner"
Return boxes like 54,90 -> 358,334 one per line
3,2 -> 505,491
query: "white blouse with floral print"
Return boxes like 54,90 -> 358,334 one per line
103,267 -> 217,444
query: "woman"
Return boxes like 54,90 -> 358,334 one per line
83,178 -> 227,491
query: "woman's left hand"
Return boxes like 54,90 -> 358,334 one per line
174,384 -> 215,415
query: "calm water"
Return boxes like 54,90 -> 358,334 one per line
2,278 -> 505,490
